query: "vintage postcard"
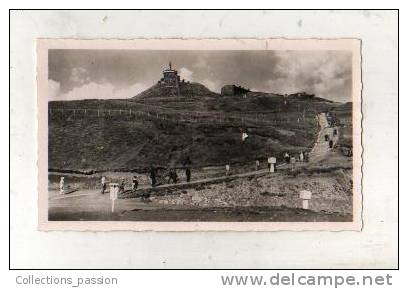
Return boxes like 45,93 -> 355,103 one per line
37,38 -> 362,231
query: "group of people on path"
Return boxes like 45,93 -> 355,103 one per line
149,166 -> 192,187
60,148 -> 314,196
324,111 -> 339,149
326,111 -> 337,127
148,156 -> 193,187
100,175 -> 139,194
283,151 -> 309,164
324,126 -> 338,149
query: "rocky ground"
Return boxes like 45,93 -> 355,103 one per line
144,168 -> 352,216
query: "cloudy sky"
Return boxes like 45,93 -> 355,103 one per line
49,49 -> 352,102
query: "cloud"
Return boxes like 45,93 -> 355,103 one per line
192,55 -> 209,70
49,66 -> 152,101
264,51 -> 352,101
69,67 -> 91,86
179,67 -> 193,82
48,79 -> 61,99
49,80 -> 150,101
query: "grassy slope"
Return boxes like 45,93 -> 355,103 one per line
49,83 -> 345,172
332,102 -> 353,148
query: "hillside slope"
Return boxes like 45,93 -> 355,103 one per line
133,82 -> 219,100
48,83 -> 345,172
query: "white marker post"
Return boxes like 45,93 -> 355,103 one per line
299,190 -> 312,210
268,157 -> 276,173
109,183 -> 119,213
290,156 -> 296,171
242,132 -> 249,142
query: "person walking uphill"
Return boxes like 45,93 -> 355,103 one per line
101,176 -> 106,194
225,164 -> 230,176
183,156 -> 192,183
119,177 -> 126,194
132,176 -> 138,191
304,151 -> 310,162
329,139 -> 334,149
167,169 -> 178,184
185,167 -> 191,182
284,152 -> 290,164
149,167 -> 157,187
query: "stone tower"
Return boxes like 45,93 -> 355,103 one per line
160,62 -> 181,96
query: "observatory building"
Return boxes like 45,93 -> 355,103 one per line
158,62 -> 181,96
162,62 -> 180,85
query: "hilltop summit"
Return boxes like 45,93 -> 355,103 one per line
132,61 -> 218,100
133,81 -> 219,100
132,61 -> 219,100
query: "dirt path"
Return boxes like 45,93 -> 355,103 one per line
50,168 -> 272,201
309,113 -> 339,162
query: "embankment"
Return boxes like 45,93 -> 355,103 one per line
140,168 -> 353,216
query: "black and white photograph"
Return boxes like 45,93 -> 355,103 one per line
37,38 -> 362,230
